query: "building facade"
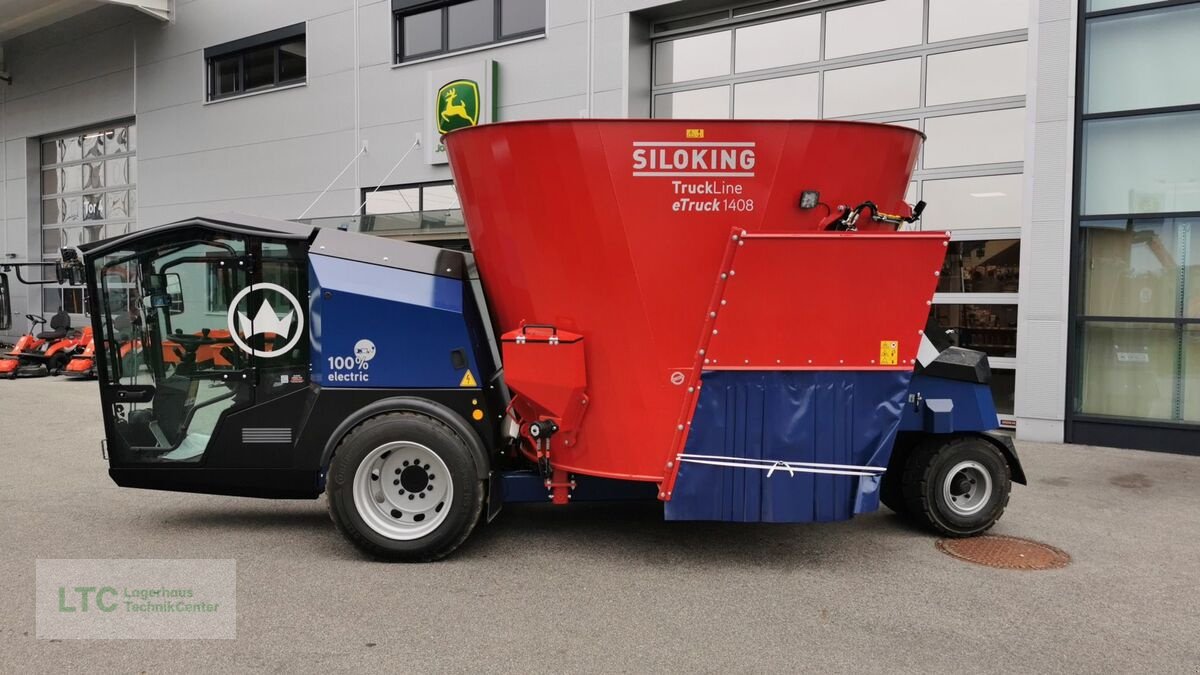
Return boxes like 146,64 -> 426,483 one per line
0,0 -> 1196,454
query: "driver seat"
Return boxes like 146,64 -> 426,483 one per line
36,308 -> 71,340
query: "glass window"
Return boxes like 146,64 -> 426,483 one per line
929,0 -> 1028,42
242,45 -> 276,90
1084,4 -> 1200,115
1081,111 -> 1200,216
41,123 -> 136,264
47,165 -> 82,195
397,1 -> 544,62
42,140 -> 59,165
937,240 -> 1020,293
990,367 -> 1016,415
449,0 -> 495,50
924,108 -> 1025,168
278,40 -> 306,82
360,183 -> 465,237
206,28 -> 304,100
926,42 -> 1027,106
213,55 -> 240,97
931,303 -> 1018,357
403,8 -> 443,58
734,74 -> 819,119
921,174 -> 1023,231
365,187 -> 420,214
108,126 -> 132,155
108,191 -> 129,219
34,285 -> 82,318
1088,0 -> 1161,10
1077,321 -> 1177,420
42,227 -> 60,255
1182,325 -> 1200,422
105,158 -> 129,186
1080,218 -> 1200,319
42,199 -> 60,225
41,169 -> 59,195
654,86 -> 730,119
500,0 -> 545,37
82,133 -> 104,158
734,15 -> 820,73
654,31 -> 731,85
824,0 -> 923,60
61,196 -> 81,223
58,136 -> 81,163
822,58 -> 921,118
83,162 -> 103,190
422,184 -> 460,212
82,194 -> 104,221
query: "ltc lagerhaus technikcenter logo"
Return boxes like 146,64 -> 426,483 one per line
436,79 -> 480,135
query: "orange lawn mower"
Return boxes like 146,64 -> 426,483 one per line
63,326 -> 101,378
0,309 -> 87,379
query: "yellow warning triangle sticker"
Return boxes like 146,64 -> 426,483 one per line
459,369 -> 477,387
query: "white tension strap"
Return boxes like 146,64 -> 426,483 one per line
676,454 -> 887,478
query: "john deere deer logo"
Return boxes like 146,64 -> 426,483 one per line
436,80 -> 480,135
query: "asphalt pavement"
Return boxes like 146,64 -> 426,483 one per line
2,376 -> 1198,673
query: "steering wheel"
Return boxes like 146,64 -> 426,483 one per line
164,328 -> 233,352
26,314 -> 46,326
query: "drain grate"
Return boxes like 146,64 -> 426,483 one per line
936,535 -> 1071,571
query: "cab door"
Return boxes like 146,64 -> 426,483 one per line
91,231 -> 313,497
96,234 -> 255,465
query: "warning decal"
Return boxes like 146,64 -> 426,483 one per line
459,370 -> 477,387
880,341 -> 899,366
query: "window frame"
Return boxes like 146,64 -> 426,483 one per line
359,180 -> 469,244
1065,0 -> 1200,450
392,0 -> 546,64
204,23 -> 307,102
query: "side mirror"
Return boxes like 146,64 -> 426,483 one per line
143,272 -> 185,314
0,273 -> 10,331
166,273 -> 185,315
56,247 -> 85,286
143,273 -> 171,311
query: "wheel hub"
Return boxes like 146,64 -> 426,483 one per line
942,460 -> 992,517
353,441 -> 453,541
399,464 -> 430,493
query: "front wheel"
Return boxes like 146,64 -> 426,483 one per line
901,435 -> 1011,537
326,412 -> 485,562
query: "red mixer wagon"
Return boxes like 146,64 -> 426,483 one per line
53,119 -> 1023,561
447,119 -> 1022,532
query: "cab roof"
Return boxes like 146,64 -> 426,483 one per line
78,213 -> 315,257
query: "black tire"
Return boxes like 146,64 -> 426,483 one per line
901,435 -> 1011,537
879,469 -> 906,515
326,412 -> 485,562
879,436 -> 915,515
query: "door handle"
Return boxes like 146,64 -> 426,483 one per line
110,385 -> 155,403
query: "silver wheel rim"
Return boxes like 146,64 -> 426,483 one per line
352,441 -> 453,541
942,460 -> 992,517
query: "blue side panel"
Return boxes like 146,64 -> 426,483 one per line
308,254 -> 480,388
897,374 -> 1000,433
664,370 -> 911,523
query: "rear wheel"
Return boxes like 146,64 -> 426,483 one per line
326,412 -> 484,562
901,435 -> 1011,537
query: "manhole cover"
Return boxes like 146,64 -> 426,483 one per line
936,535 -> 1070,571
